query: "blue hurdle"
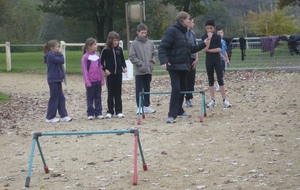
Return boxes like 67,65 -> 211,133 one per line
137,91 -> 207,124
25,129 -> 147,187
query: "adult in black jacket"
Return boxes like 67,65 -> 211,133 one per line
158,11 -> 210,124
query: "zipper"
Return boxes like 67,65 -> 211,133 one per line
113,48 -> 117,74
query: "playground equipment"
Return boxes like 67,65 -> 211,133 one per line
25,129 -> 147,187
137,91 -> 207,124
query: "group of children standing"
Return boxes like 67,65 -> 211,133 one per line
44,31 -> 128,122
43,15 -> 231,123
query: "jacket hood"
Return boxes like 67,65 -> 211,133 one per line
172,22 -> 188,34
135,36 -> 148,43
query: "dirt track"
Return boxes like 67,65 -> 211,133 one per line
0,71 -> 299,190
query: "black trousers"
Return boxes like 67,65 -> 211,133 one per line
205,59 -> 224,86
135,74 -> 152,107
185,58 -> 196,100
168,70 -> 187,118
106,74 -> 123,115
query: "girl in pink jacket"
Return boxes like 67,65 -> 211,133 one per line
81,38 -> 105,120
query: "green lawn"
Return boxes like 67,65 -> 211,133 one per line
0,92 -> 10,104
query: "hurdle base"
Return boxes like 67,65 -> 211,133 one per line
25,176 -> 30,187
143,164 -> 148,171
44,166 -> 49,173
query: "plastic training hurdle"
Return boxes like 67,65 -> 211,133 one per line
25,129 -> 147,187
137,91 -> 207,124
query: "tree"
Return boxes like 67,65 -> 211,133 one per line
278,0 -> 300,9
193,1 -> 239,37
245,6 -> 299,36
162,0 -> 210,17
1,0 -> 43,43
39,0 -> 130,43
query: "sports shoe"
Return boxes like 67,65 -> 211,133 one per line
144,106 -> 156,114
105,113 -> 112,119
97,115 -> 104,119
87,116 -> 94,120
206,99 -> 216,108
223,99 -> 232,108
46,118 -> 60,123
185,100 -> 193,107
215,83 -> 220,91
117,113 -> 124,118
60,116 -> 72,122
177,112 -> 192,118
166,117 -> 176,123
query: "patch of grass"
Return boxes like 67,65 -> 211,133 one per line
0,92 -> 10,104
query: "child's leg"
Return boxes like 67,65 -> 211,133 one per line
57,82 -> 68,118
94,81 -> 102,116
206,61 -> 215,100
46,82 -> 59,119
86,84 -> 96,116
114,74 -> 123,114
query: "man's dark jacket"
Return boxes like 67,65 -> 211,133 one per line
158,22 -> 206,71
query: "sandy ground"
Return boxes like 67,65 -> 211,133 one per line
0,70 -> 299,190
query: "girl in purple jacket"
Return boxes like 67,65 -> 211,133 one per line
44,40 -> 72,123
81,38 -> 105,120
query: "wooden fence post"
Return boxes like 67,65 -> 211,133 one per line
60,41 -> 66,71
5,42 -> 11,71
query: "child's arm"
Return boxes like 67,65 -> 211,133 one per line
81,56 -> 91,87
129,43 -> 143,66
120,48 -> 127,73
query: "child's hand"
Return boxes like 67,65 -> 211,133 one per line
105,70 -> 111,76
123,67 -> 127,73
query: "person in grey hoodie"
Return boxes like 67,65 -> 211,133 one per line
129,23 -> 156,115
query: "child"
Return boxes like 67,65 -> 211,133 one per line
129,23 -> 156,114
201,19 -> 231,108
43,40 -> 72,122
101,31 -> 127,118
81,38 -> 105,120
185,18 -> 198,107
215,28 -> 230,91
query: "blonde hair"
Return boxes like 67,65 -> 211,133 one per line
43,40 -> 59,54
83,38 -> 97,54
175,11 -> 190,23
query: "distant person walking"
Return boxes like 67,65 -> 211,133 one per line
43,40 -> 72,123
81,38 -> 105,120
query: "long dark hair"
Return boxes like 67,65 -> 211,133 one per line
43,40 -> 59,54
105,31 -> 120,50
82,38 -> 97,54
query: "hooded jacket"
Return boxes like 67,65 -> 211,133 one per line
129,36 -> 156,75
81,51 -> 105,87
44,51 -> 65,83
158,22 -> 206,71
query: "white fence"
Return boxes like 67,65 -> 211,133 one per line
0,40 -> 134,80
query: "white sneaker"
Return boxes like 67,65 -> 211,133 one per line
46,118 -> 60,123
117,113 -> 124,118
97,115 -> 104,119
223,99 -> 232,108
144,106 -> 156,114
215,83 -> 220,91
60,116 -> 72,122
206,100 -> 216,108
105,113 -> 112,119
87,116 -> 94,120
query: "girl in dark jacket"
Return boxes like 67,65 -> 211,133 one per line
101,31 -> 127,118
158,11 -> 211,123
